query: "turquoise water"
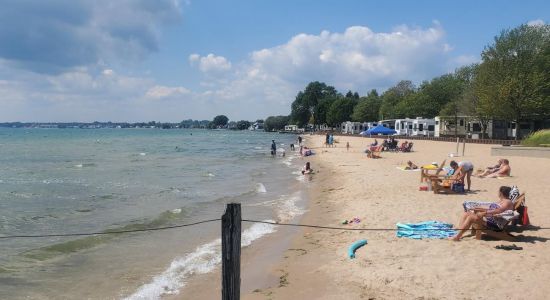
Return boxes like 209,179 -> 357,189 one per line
0,128 -> 305,299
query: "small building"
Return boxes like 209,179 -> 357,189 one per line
248,122 -> 264,131
284,125 -> 298,132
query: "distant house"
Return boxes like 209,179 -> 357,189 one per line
284,125 -> 298,132
248,122 -> 264,131
227,121 -> 237,130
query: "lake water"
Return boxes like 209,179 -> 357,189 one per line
0,128 -> 306,299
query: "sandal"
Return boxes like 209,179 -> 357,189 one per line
495,244 -> 523,251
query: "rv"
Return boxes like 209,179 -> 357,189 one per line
394,119 -> 415,136
435,116 -> 508,139
379,119 -> 397,130
412,118 -> 436,136
341,121 -> 368,134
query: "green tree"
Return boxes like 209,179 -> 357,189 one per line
326,97 -> 357,126
352,89 -> 381,122
290,81 -> 338,127
314,97 -> 336,125
211,115 -> 229,128
379,80 -> 415,119
264,115 -> 290,131
236,120 -> 251,130
475,24 -> 550,139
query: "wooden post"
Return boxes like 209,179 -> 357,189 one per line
455,137 -> 459,155
222,203 -> 241,300
462,139 -> 466,157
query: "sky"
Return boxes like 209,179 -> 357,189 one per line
0,0 -> 548,122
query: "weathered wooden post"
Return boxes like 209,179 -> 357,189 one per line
222,203 -> 241,300
462,139 -> 466,157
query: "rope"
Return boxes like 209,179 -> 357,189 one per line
1,218 -> 546,239
0,219 -> 220,239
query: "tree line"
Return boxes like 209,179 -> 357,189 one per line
283,24 -> 550,138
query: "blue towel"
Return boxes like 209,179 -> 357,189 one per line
396,221 -> 455,239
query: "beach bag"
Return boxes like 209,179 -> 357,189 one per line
451,183 -> 465,193
517,206 -> 530,226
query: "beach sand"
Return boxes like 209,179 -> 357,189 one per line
239,135 -> 550,300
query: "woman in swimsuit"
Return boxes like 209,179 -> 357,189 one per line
450,186 -> 513,241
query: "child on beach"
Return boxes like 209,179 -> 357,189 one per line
346,142 -> 350,151
301,162 -> 313,175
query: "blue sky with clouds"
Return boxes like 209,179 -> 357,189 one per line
0,0 -> 547,122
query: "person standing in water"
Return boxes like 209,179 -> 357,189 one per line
271,140 -> 277,156
298,136 -> 303,146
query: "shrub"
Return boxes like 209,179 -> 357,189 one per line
521,130 -> 550,147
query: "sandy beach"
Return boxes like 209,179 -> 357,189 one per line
239,135 -> 550,300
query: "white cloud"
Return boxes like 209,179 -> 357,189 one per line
0,23 -> 478,122
0,1 -> 183,74
527,19 -> 545,27
145,85 -> 190,99
196,22 -> 468,117
189,53 -> 232,73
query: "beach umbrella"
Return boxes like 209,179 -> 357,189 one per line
359,131 -> 369,136
365,125 -> 397,135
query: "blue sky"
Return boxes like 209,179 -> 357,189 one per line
0,0 -> 547,122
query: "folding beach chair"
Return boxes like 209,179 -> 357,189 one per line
471,193 -> 526,241
420,159 -> 446,183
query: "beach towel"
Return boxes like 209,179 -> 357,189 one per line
396,221 -> 455,239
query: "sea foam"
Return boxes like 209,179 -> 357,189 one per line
256,183 -> 267,193
124,222 -> 276,300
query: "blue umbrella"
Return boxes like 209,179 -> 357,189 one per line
359,131 -> 369,136
365,125 -> 397,135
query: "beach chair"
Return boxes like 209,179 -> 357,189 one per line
420,159 -> 446,183
431,177 -> 462,194
471,193 -> 526,241
367,145 -> 383,159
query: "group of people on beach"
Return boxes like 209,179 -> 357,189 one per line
366,137 -> 412,154
474,158 -> 511,178
325,133 -> 335,148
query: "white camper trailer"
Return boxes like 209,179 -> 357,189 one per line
341,121 -> 367,134
412,118 -> 436,136
379,119 -> 397,130
394,119 -> 414,136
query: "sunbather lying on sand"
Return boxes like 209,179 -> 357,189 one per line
450,186 -> 513,241
405,160 -> 418,170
